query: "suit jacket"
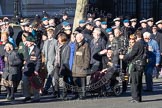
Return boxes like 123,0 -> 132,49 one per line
42,38 -> 57,74
90,37 -> 106,66
23,45 -> 41,77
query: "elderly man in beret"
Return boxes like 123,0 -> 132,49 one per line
22,36 -> 41,103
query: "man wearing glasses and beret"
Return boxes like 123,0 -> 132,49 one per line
22,36 -> 41,103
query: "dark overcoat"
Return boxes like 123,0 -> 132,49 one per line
23,45 -> 41,77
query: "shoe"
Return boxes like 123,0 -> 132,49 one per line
70,94 -> 79,100
130,99 -> 140,103
53,91 -> 60,98
42,90 -> 48,96
128,99 -> 134,102
7,97 -> 15,101
22,97 -> 31,102
61,93 -> 68,100
31,99 -> 40,103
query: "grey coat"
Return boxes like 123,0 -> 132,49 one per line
42,38 -> 57,75
2,50 -> 22,81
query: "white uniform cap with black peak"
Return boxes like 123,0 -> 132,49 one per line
47,27 -> 55,31
94,18 -> 101,22
140,19 -> 147,23
147,18 -> 154,22
113,17 -> 120,22
20,18 -> 30,26
0,22 -> 5,26
130,18 -> 137,22
156,20 -> 162,25
20,22 -> 30,26
111,25 -> 120,29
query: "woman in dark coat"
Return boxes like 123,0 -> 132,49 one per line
1,43 -> 21,101
53,33 -> 70,98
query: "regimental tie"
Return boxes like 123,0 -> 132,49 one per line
28,48 -> 30,54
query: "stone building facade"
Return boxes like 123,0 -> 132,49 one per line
0,0 -> 162,21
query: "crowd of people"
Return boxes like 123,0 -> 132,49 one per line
0,11 -> 161,103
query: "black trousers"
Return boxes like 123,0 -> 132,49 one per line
42,66 -> 60,96
73,77 -> 86,97
54,67 -> 60,92
130,66 -> 143,102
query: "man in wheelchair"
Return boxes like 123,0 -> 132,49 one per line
89,47 -> 122,96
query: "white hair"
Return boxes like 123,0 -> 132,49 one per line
4,43 -> 13,51
94,28 -> 101,35
143,32 -> 151,38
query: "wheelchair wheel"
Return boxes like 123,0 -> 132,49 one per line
112,84 -> 122,96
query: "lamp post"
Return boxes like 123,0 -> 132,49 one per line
14,0 -> 19,18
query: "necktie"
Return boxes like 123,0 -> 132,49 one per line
28,48 -> 30,54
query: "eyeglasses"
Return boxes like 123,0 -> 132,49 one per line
144,38 -> 150,40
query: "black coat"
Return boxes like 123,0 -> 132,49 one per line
124,39 -> 145,62
59,43 -> 71,76
33,30 -> 43,48
101,28 -> 108,42
82,28 -> 93,45
102,54 -> 119,69
121,26 -> 132,40
16,31 -> 23,47
130,26 -> 138,34
2,50 -> 22,81
60,43 -> 70,68
157,28 -> 162,33
23,45 -> 41,77
140,27 -> 151,34
75,26 -> 85,33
